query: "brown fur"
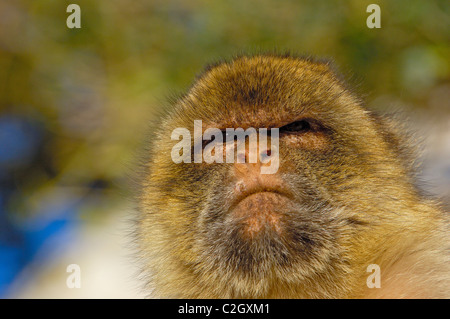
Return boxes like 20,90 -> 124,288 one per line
135,53 -> 449,298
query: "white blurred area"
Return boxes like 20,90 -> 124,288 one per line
420,118 -> 450,211
371,86 -> 450,211
9,208 -> 146,299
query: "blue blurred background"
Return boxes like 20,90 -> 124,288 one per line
0,0 -> 449,298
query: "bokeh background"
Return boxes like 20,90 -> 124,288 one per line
0,0 -> 449,298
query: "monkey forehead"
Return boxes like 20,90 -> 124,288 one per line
175,54 -> 363,127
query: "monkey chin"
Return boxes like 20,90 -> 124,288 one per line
196,190 -> 344,298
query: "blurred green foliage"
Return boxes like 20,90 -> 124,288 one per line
0,0 -> 449,217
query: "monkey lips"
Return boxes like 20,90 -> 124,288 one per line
229,191 -> 290,238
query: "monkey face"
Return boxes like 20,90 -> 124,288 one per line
193,127 -> 340,276
142,55 -> 403,297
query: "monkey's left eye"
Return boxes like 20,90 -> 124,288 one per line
222,130 -> 232,140
280,120 -> 312,133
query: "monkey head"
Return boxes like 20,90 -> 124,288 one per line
137,54 -> 426,298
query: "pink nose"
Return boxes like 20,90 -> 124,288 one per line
232,136 -> 279,175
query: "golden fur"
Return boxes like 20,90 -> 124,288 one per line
135,54 -> 449,298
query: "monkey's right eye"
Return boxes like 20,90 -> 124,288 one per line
280,120 -> 312,133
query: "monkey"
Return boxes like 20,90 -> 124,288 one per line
134,53 -> 449,298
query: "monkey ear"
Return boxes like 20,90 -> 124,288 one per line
368,112 -> 421,177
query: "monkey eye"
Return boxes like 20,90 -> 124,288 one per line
280,120 -> 312,133
222,130 -> 232,140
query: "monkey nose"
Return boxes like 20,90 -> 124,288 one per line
233,141 -> 279,175
235,148 -> 271,163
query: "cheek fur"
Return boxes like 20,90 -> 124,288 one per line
282,131 -> 330,151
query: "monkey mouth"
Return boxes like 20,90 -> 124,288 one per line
230,187 -> 293,211
229,190 -> 294,238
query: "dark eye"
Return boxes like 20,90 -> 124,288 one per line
280,120 -> 311,133
222,130 -> 231,140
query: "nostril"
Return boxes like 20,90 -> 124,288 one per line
260,149 -> 272,163
236,151 -> 246,163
